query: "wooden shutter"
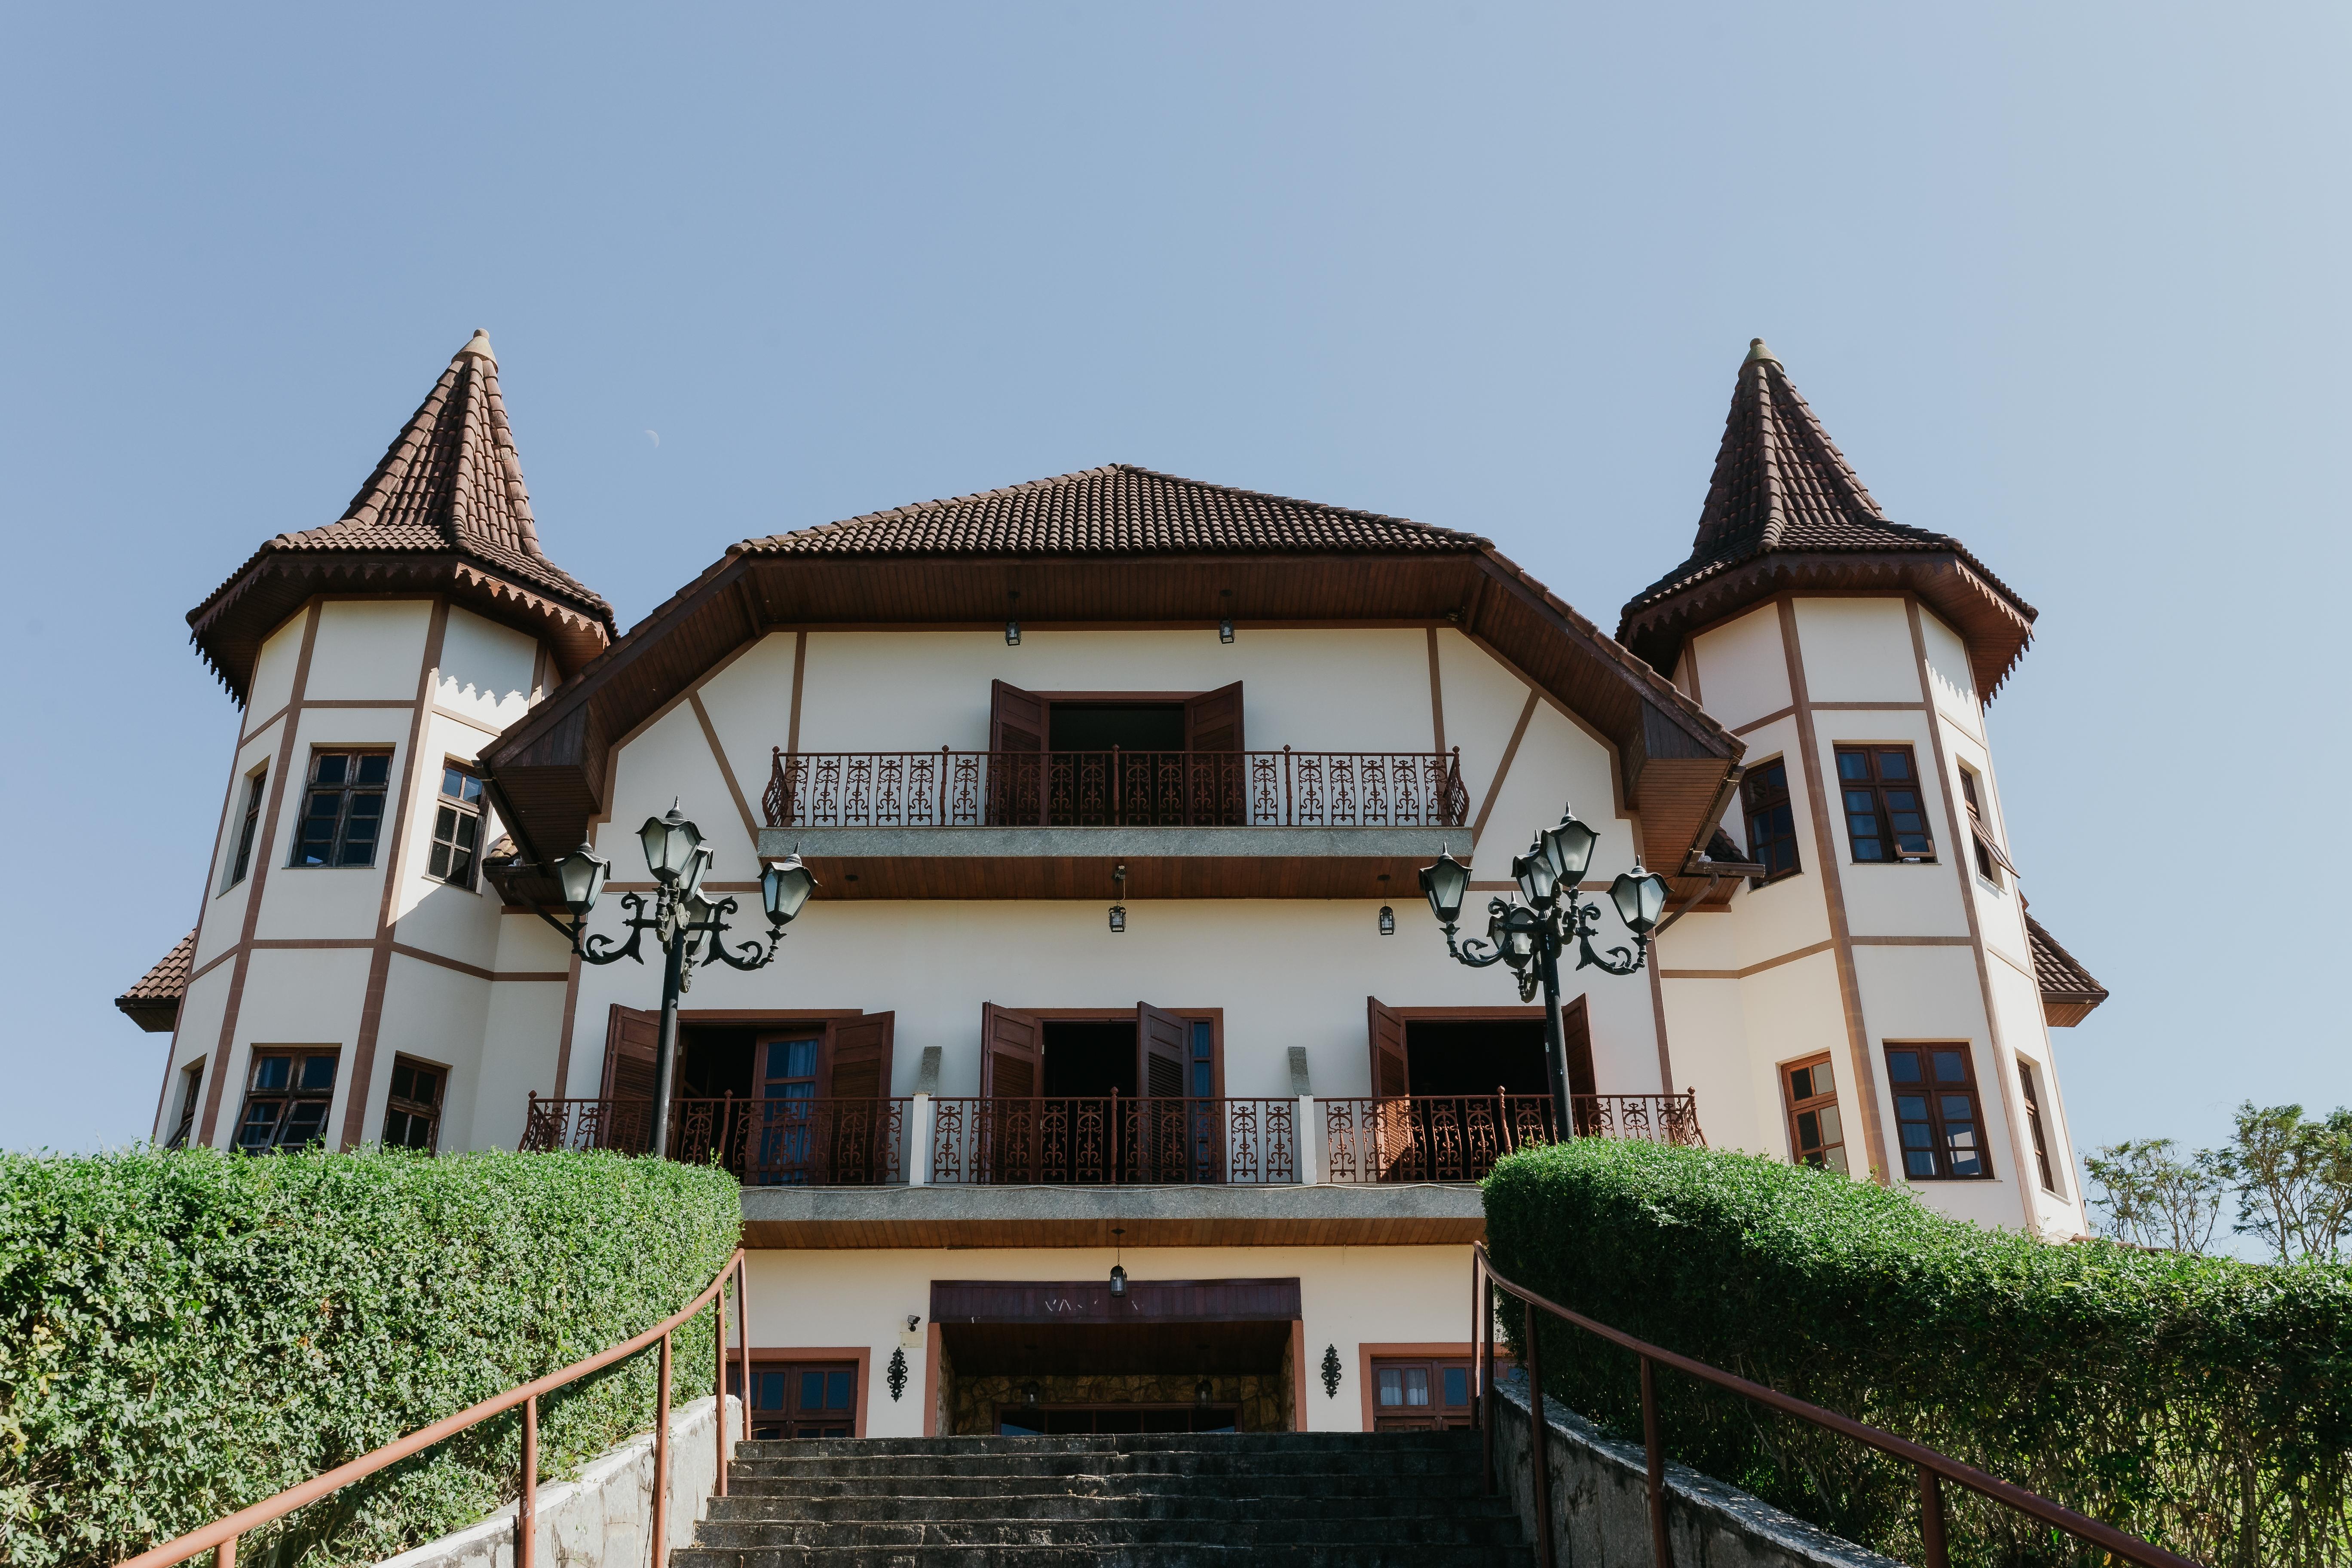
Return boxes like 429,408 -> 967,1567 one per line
979,1004 -> 1042,1099
1560,995 -> 1596,1135
828,1013 -> 896,1099
1183,683 -> 1245,824
598,1005 -> 660,1153
1367,997 -> 1409,1098
1138,1002 -> 1190,1101
989,681 -> 1047,826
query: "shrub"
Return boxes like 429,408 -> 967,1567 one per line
0,1147 -> 741,1568
1482,1139 -> 2352,1568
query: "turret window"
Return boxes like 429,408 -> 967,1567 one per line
1884,1045 -> 1989,1179
427,765 -> 486,888
1739,759 -> 1801,885
292,749 -> 391,868
235,1047 -> 340,1152
1835,746 -> 1934,863
224,768 -> 266,891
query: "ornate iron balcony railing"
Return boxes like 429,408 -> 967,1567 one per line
762,747 -> 1468,830
521,1089 -> 1700,1185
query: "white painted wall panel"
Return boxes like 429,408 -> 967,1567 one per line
435,606 -> 538,732
306,600 -> 431,701
1687,606 -> 1790,731
254,708 -> 409,941
247,613 -> 307,725
1791,598 -> 1920,704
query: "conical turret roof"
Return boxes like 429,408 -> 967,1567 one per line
189,332 -> 616,701
1618,340 -> 2035,696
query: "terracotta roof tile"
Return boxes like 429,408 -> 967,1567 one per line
115,928 -> 195,1033
2027,912 -> 2110,1026
740,464 -> 1488,558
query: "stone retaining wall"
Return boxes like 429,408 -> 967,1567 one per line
376,1395 -> 741,1568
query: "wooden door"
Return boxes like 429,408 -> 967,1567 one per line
1562,995 -> 1596,1136
1182,682 -> 1245,824
825,1012 -> 897,1183
979,1004 -> 1042,1182
989,680 -> 1048,825
749,1024 -> 831,1184
1366,997 -> 1417,1177
1137,1001 -> 1194,1182
598,1005 -> 659,1154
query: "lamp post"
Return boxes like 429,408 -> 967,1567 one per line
1416,804 -> 1667,1141
538,800 -> 818,1157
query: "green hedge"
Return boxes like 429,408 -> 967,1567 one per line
1,1148 -> 741,1568
1482,1139 -> 2352,1568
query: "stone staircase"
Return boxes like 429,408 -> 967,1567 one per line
674,1430 -> 1527,1566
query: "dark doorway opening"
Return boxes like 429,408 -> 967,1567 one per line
1041,1020 -> 1138,1098
999,1404 -> 1238,1436
1048,704 -> 1187,753
677,1024 -> 761,1099
937,1316 -> 1293,1436
1403,1018 -> 1553,1098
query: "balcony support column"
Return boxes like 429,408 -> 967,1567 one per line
908,1093 -> 932,1187
1298,1095 -> 1323,1185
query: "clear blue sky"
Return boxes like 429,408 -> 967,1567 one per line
4,4 -> 2345,1180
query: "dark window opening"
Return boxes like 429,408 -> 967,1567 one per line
1740,759 -> 1801,885
2019,1061 -> 2059,1194
293,750 -> 391,868
1048,705 -> 1188,754
427,765 -> 484,888
227,770 -> 266,890
1402,1019 -> 1553,1099
1836,746 -> 1934,863
1959,767 -> 2003,885
167,1061 -> 203,1149
730,1360 -> 857,1440
1042,1021 -> 1139,1099
1886,1045 -> 1990,1180
384,1057 -> 446,1152
1781,1054 -> 1847,1174
236,1048 -> 339,1152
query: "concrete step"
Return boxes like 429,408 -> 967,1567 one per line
706,1493 -> 1517,1526
727,1451 -> 1480,1479
692,1516 -> 1526,1550
723,1472 -> 1491,1502
673,1547 -> 1512,1568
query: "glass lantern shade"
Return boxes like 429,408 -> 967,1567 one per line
1611,865 -> 1671,934
638,806 -> 703,885
1418,850 -> 1471,926
680,885 -> 719,930
1512,845 -> 1559,905
1377,904 -> 1396,936
1109,1263 -> 1127,1296
1540,809 -> 1600,885
677,844 -> 715,903
761,854 -> 817,925
556,842 -> 610,917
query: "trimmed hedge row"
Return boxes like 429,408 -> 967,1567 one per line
1,1148 -> 742,1568
1482,1139 -> 2352,1568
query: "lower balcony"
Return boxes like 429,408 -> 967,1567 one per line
518,1090 -> 1703,1188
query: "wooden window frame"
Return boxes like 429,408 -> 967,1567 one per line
1834,744 -> 1936,864
1739,756 -> 1803,886
1777,1052 -> 1848,1174
1956,765 -> 2014,886
290,748 -> 393,870
731,1346 -> 870,1439
234,1046 -> 341,1152
425,761 -> 486,890
1883,1043 -> 1994,1181
383,1054 -> 448,1153
224,768 -> 266,892
167,1058 -> 205,1149
2018,1058 -> 2060,1195
1354,1342 -> 1506,1434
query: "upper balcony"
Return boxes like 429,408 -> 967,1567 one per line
758,746 -> 1470,899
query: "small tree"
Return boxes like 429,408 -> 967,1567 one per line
2083,1137 -> 2226,1254
2217,1102 -> 2352,1264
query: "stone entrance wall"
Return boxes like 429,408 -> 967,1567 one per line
947,1372 -> 1292,1434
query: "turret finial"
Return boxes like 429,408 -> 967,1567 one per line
1744,337 -> 1776,365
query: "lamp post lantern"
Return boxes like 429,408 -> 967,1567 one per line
534,799 -> 817,1156
1417,803 -> 1667,1140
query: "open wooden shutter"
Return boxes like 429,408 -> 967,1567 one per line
825,1013 -> 894,1184
989,681 -> 1047,826
1367,997 -> 1409,1098
1138,1002 -> 1190,1100
1183,682 -> 1244,824
1561,995 -> 1596,1136
598,1005 -> 659,1153
829,1013 -> 896,1099
1137,1002 -> 1194,1182
979,1004 -> 1042,1099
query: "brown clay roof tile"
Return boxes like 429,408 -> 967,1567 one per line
115,928 -> 195,1033
2027,912 -> 2110,1026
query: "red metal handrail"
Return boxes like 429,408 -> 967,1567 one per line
115,1250 -> 753,1568
1470,1242 -> 2199,1568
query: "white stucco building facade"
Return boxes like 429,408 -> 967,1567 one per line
120,331 -> 2109,1440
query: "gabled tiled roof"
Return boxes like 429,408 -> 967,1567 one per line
740,464 -> 1488,558
1618,342 -> 2038,697
115,928 -> 195,1033
2027,912 -> 2110,1027
188,333 -> 616,701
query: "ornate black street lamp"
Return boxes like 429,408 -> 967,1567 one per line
539,800 -> 817,1155
1418,803 -> 1667,1140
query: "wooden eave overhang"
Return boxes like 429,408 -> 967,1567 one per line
2027,912 -> 2110,1028
1617,548 -> 2036,702
480,543 -> 1743,905
187,547 -> 615,705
